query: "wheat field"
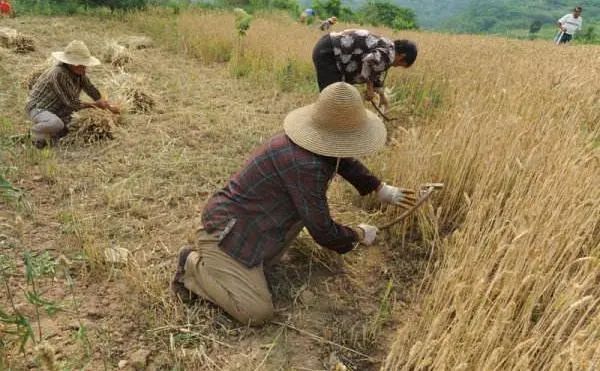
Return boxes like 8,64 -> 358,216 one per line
0,8 -> 599,370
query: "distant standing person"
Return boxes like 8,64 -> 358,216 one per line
557,6 -> 583,43
299,8 -> 316,24
0,0 -> 12,16
312,29 -> 417,109
319,16 -> 337,31
26,40 -> 120,148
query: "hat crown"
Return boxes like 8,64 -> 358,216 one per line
312,82 -> 367,132
64,40 -> 92,60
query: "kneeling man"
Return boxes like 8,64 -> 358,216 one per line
172,82 -> 417,325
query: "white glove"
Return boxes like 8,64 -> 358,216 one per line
377,183 -> 418,209
357,223 -> 378,245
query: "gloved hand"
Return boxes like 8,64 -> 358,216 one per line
357,223 -> 378,245
377,182 -> 418,210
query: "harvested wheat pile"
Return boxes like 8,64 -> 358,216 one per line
0,27 -> 18,48
22,70 -> 43,90
14,35 -> 35,53
67,109 -> 123,144
103,42 -> 132,67
119,36 -> 153,50
22,59 -> 56,90
125,88 -> 155,113
0,27 -> 35,53
107,71 -> 157,113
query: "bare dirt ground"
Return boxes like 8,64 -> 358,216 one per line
0,16 -> 429,370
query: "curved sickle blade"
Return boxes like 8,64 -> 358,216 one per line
379,185 -> 438,230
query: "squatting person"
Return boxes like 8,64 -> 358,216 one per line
319,16 -> 337,31
172,82 -> 418,325
312,29 -> 417,109
26,40 -> 119,148
557,6 -> 583,44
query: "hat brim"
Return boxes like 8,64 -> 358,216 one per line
52,51 -> 101,67
283,104 -> 387,158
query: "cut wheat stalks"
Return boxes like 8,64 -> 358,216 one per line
379,183 -> 444,230
119,35 -> 153,50
0,27 -> 35,53
103,41 -> 132,67
66,109 -> 123,144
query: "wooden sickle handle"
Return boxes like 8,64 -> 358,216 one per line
379,186 -> 436,230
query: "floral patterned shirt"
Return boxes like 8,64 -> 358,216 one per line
330,29 -> 395,88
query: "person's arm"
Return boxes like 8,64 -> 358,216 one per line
286,160 -> 360,253
362,47 -> 392,94
81,75 -> 101,102
557,15 -> 567,31
81,75 -> 120,113
335,157 -> 381,195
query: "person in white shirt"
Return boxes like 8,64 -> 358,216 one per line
557,6 -> 583,43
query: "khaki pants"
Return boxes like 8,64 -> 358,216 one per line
183,222 -> 303,325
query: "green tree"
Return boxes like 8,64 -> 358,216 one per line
529,19 -> 543,34
313,0 -> 355,21
87,0 -> 147,11
358,0 -> 418,30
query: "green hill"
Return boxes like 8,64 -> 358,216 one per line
390,0 -> 600,34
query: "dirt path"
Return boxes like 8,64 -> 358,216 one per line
0,16 -> 427,370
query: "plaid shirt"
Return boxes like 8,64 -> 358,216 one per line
26,64 -> 101,123
202,133 -> 381,268
330,29 -> 395,88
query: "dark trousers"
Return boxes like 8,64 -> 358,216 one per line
312,34 -> 343,92
559,33 -> 573,43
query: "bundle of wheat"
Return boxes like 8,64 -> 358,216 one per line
67,109 -> 122,144
126,88 -> 155,113
0,27 -> 18,48
22,70 -> 43,90
13,35 -> 35,53
119,36 -> 153,50
103,42 -> 132,67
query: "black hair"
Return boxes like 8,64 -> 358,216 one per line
394,40 -> 418,67
574,6 -> 582,12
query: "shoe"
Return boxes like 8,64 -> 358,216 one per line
32,139 -> 47,149
171,246 -> 198,304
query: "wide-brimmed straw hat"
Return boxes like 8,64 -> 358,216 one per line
51,40 -> 100,67
284,82 -> 386,157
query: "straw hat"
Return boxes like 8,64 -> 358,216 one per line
51,40 -> 100,67
284,82 -> 386,157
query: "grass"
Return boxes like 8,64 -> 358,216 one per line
0,8 -> 598,370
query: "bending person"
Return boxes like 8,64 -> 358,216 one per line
312,29 -> 417,109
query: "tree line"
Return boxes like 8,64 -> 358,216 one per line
11,0 -> 418,31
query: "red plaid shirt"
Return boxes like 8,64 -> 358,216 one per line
202,133 -> 381,268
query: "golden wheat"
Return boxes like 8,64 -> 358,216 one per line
125,9 -> 600,369
2,10 -> 598,370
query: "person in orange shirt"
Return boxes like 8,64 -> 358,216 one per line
0,0 -> 12,16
